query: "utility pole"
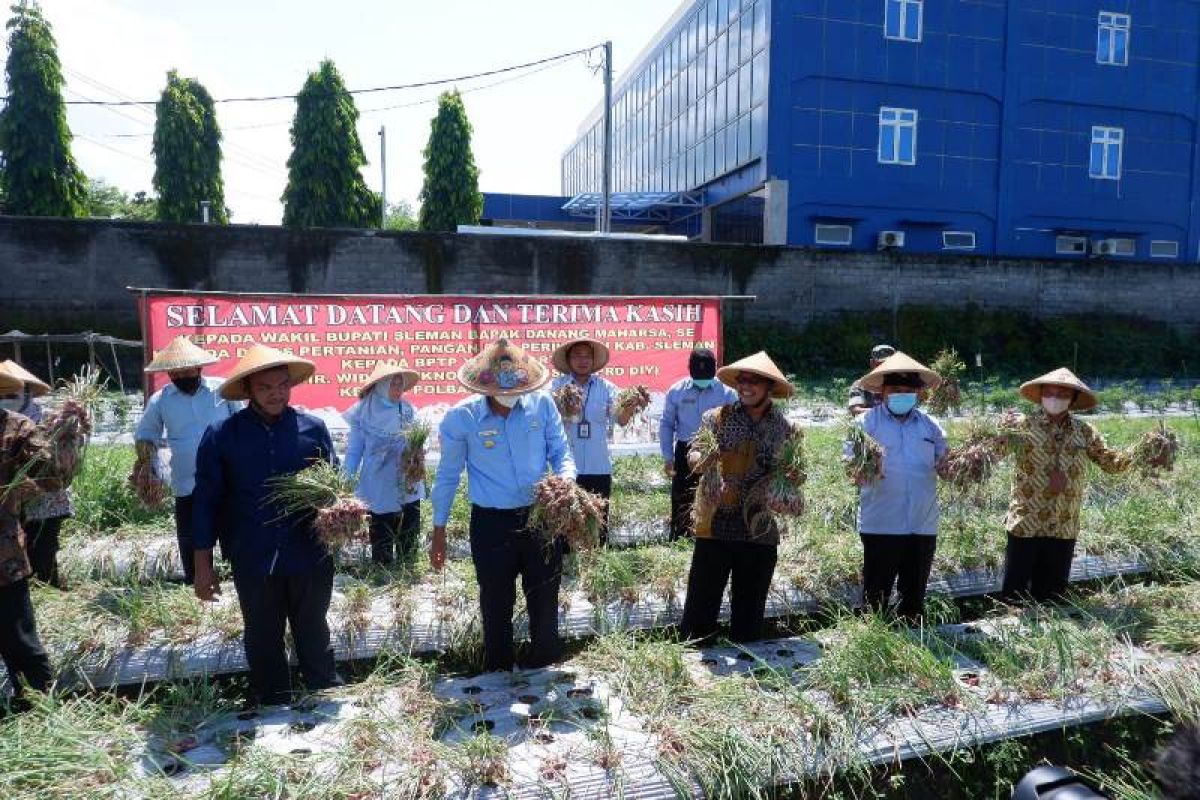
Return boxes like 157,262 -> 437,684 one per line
379,125 -> 387,228
601,40 -> 613,234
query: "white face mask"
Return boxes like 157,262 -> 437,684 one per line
1042,396 -> 1071,416
494,394 -> 520,408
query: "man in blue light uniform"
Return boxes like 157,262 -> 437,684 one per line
430,339 -> 575,672
549,338 -> 641,546
192,344 -> 342,706
847,352 -> 947,621
659,347 -> 737,540
135,336 -> 241,584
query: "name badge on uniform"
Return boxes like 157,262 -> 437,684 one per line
577,422 -> 591,440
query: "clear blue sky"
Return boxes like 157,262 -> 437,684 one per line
7,0 -> 678,223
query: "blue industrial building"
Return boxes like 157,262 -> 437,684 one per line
484,1 -> 1200,261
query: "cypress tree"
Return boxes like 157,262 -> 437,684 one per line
153,70 -> 226,223
0,2 -> 87,217
418,90 -> 482,232
281,59 -> 377,228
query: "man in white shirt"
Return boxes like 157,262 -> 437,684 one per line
134,336 -> 241,584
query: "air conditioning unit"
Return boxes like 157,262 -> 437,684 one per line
877,230 -> 906,249
1092,239 -> 1117,256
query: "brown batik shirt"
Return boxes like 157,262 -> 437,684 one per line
0,410 -> 62,586
691,402 -> 797,546
1003,410 -> 1132,541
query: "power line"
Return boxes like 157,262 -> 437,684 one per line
3,45 -> 601,106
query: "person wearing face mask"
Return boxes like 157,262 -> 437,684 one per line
135,337 -> 242,585
660,347 -> 738,541
847,344 -> 896,417
430,339 -> 575,672
0,361 -> 70,588
679,352 -> 799,644
997,368 -> 1134,604
848,352 -> 948,621
191,345 -> 342,706
549,338 -> 639,546
343,362 -> 424,567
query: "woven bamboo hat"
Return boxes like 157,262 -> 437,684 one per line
219,344 -> 316,401
359,361 -> 421,398
0,360 -> 50,396
1019,367 -> 1097,411
858,352 -> 943,393
0,371 -> 22,396
552,338 -> 610,374
144,336 -> 219,373
717,351 -> 794,399
458,339 -> 550,396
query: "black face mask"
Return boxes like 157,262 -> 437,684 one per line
171,376 -> 201,395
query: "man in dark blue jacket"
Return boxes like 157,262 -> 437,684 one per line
192,345 -> 342,706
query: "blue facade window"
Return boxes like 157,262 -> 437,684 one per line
885,0 -> 922,42
878,107 -> 918,165
1089,126 -> 1124,180
1097,12 -> 1131,66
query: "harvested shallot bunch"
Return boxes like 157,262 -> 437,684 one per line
265,461 -> 368,550
528,475 -> 607,553
553,382 -> 584,421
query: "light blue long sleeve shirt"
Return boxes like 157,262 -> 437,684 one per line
658,377 -> 738,461
343,399 -> 425,514
134,377 -> 242,497
432,391 -> 576,525
852,405 -> 948,536
550,373 -> 618,476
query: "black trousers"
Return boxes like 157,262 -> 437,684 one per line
669,441 -> 699,541
368,501 -> 421,566
575,474 -> 612,546
860,534 -> 938,619
469,505 -> 564,672
1000,534 -> 1077,604
680,537 -> 778,643
24,516 -> 64,588
0,578 -> 53,701
232,559 -> 341,706
177,495 -> 231,584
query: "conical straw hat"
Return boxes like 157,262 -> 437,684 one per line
858,352 -> 943,393
359,361 -> 421,398
0,371 -> 22,396
551,338 -> 611,374
1019,367 -> 1097,411
717,351 -> 794,398
458,339 -> 550,396
219,344 -> 316,401
0,360 -> 50,396
144,336 -> 219,373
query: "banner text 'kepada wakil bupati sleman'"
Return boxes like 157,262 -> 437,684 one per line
137,292 -> 723,413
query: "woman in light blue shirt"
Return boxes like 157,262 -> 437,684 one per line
344,362 -> 424,567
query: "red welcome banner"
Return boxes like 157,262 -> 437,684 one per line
135,291 -> 723,412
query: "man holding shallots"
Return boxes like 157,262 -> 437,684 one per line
431,340 -> 575,672
549,337 -> 642,545
192,344 -> 342,706
344,362 -> 426,567
680,351 -> 803,644
846,353 -> 947,622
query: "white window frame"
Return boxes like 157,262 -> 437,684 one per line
814,224 -> 853,246
1055,235 -> 1089,255
884,0 -> 923,43
942,231 -> 977,250
878,107 -> 918,165
1097,12 -> 1131,67
1150,240 -> 1179,259
1089,126 -> 1123,180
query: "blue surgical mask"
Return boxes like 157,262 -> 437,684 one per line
692,379 -> 713,389
374,385 -> 400,409
886,393 -> 918,415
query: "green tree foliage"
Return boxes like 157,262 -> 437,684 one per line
0,3 -> 86,217
418,90 -> 482,232
84,178 -> 158,220
384,199 -> 417,231
152,70 -> 226,224
281,59 -> 377,228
